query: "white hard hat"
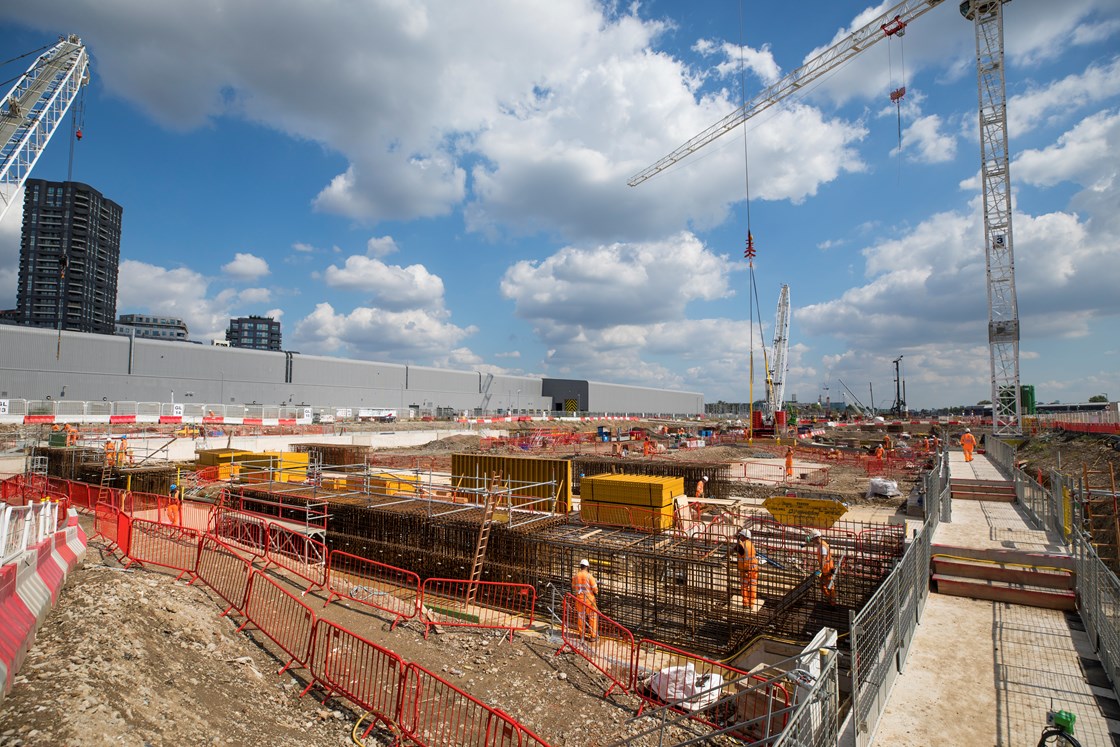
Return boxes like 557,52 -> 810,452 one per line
805,529 -> 822,544
964,428 -> 971,433
737,528 -> 751,540
579,558 -> 590,567
702,475 -> 709,481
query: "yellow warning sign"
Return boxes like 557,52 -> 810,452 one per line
565,399 -> 578,413
763,496 -> 849,529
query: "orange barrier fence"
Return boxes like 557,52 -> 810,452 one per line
195,535 -> 252,617
556,594 -> 635,698
83,501 -> 555,745
306,619 -> 406,736
325,550 -> 420,628
419,578 -> 536,641
264,523 -> 327,593
398,662 -> 550,746
127,519 -> 201,581
237,570 -> 315,675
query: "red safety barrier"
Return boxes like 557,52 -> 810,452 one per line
419,578 -> 535,641
556,594 -> 635,698
305,619 -> 406,737
194,535 -> 252,617
325,550 -> 420,628
93,502 -> 121,551
210,506 -> 268,559
398,662 -> 541,747
237,570 -> 315,675
632,639 -> 789,739
264,523 -> 327,593
127,519 -> 202,581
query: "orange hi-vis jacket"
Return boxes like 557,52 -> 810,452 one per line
573,568 -> 598,604
736,538 -> 758,576
960,432 -> 976,451
815,540 -> 835,577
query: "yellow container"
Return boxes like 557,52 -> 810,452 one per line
451,455 -> 572,512
197,448 -> 253,467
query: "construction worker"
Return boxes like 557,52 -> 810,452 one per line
63,423 -> 78,447
167,483 -> 181,526
882,434 -> 892,451
960,428 -> 977,463
572,558 -> 599,641
805,530 -> 837,604
784,447 -> 794,479
104,438 -> 117,466
735,529 -> 758,607
695,475 -> 708,500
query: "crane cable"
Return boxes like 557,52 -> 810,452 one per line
884,17 -> 909,175
739,0 -> 773,444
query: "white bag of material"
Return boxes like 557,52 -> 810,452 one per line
867,477 -> 901,498
647,665 -> 725,711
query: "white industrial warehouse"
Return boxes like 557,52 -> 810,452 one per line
0,325 -> 703,420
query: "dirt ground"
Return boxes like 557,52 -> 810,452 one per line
0,521 -> 717,747
8,420 -> 1107,745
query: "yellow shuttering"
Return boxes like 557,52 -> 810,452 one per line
580,474 -> 684,508
223,451 -> 309,483
196,448 -> 253,467
451,454 -> 571,513
580,500 -> 674,531
362,473 -> 420,495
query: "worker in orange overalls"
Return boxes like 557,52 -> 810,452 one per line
873,444 -> 884,467
104,438 -> 117,466
166,483 -> 181,526
63,423 -> 78,446
882,434 -> 892,452
805,530 -> 837,604
572,558 -> 599,641
960,428 -> 977,463
784,447 -> 794,479
735,529 -> 758,607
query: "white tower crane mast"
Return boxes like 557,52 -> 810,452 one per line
0,35 -> 89,224
767,284 -> 790,419
628,0 -> 1023,436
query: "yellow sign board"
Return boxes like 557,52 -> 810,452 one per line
763,496 -> 849,529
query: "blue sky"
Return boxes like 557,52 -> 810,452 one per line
1,0 -> 1117,410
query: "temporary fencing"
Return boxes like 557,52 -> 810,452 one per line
210,506 -> 268,559
195,534 -> 252,616
556,594 -> 635,697
420,578 -> 536,641
398,662 -> 547,747
307,619 -> 406,736
237,570 -> 315,675
728,459 -> 831,487
264,523 -> 327,593
633,639 -> 789,737
325,550 -> 420,628
127,519 -> 202,581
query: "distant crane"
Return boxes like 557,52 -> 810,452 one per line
837,378 -> 872,420
628,0 -> 1022,435
0,35 -> 89,224
766,284 -> 790,421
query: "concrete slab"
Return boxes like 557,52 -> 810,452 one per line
875,595 -> 1118,746
932,499 -> 1069,555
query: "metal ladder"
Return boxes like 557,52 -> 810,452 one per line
1083,464 -> 1119,570
466,474 -> 503,604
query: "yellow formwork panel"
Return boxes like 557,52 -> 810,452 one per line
196,448 -> 253,467
360,472 -> 420,495
451,454 -> 571,513
580,474 -> 684,508
580,499 -> 674,531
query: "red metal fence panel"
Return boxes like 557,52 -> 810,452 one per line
194,535 -> 252,617
419,578 -> 536,641
325,550 -> 420,627
127,519 -> 202,580
307,619 -> 405,737
265,523 -> 327,593
556,594 -> 635,697
237,570 -> 315,674
398,663 -> 531,747
210,506 -> 268,559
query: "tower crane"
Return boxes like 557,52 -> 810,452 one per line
0,35 -> 89,224
767,284 -> 790,420
628,0 -> 1022,436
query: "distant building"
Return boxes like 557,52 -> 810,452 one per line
16,179 -> 122,334
226,315 -> 281,351
115,314 -> 189,341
